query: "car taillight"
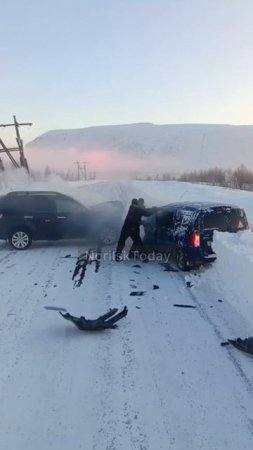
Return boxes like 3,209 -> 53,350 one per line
190,230 -> 200,247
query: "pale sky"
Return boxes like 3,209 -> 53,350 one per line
1,0 -> 253,144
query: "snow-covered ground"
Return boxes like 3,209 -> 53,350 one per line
1,174 -> 253,449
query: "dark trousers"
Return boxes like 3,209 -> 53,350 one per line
116,225 -> 144,255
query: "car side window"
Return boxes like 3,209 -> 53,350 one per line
156,211 -> 174,228
55,199 -> 84,215
31,197 -> 55,214
6,196 -> 32,214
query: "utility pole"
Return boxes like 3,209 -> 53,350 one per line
0,157 -> 4,171
81,161 -> 87,181
0,115 -> 32,172
73,161 -> 88,180
73,161 -> 81,180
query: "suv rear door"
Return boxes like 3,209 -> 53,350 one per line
199,206 -> 248,253
0,196 -> 32,238
0,194 -> 58,240
53,196 -> 90,238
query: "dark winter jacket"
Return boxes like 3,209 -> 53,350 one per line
123,205 -> 156,228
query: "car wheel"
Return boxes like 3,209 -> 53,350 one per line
99,225 -> 118,245
176,248 -> 189,271
8,229 -> 32,250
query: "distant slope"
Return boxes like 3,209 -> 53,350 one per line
26,123 -> 253,172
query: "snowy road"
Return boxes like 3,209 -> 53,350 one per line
1,240 -> 253,450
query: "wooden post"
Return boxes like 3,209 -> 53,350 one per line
0,115 -> 32,171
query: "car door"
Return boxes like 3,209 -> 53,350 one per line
29,196 -> 58,239
156,210 -> 175,250
54,197 -> 90,239
200,209 -> 225,255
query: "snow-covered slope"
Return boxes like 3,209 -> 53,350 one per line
27,123 -> 253,172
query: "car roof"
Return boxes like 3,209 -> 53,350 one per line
6,191 -> 62,196
4,191 -> 81,202
159,201 -> 241,212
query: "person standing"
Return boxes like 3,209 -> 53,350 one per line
115,198 -> 156,261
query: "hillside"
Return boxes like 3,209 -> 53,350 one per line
26,123 -> 253,174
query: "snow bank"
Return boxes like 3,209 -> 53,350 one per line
199,230 -> 253,330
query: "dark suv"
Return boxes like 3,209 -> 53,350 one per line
143,202 -> 249,270
0,191 -> 123,250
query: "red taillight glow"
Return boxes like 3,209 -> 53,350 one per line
191,230 -> 200,247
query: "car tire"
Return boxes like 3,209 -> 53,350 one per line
98,224 -> 118,246
176,248 -> 189,271
8,228 -> 32,250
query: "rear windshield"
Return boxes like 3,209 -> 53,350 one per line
202,208 -> 248,232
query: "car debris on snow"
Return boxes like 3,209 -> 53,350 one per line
173,304 -> 196,309
221,337 -> 253,356
161,263 -> 178,272
59,306 -> 128,331
44,306 -> 68,312
130,291 -> 145,296
72,248 -> 102,286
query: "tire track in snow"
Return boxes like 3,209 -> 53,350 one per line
179,270 -> 253,434
180,270 -> 253,395
0,248 -> 15,265
81,259 -> 149,450
0,247 -> 70,390
123,262 -> 179,448
114,260 -> 253,449
112,262 -> 149,450
108,261 -> 174,449
89,262 -> 131,450
0,245 -> 83,450
119,320 -> 149,450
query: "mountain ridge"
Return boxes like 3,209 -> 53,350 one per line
26,123 -> 253,173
